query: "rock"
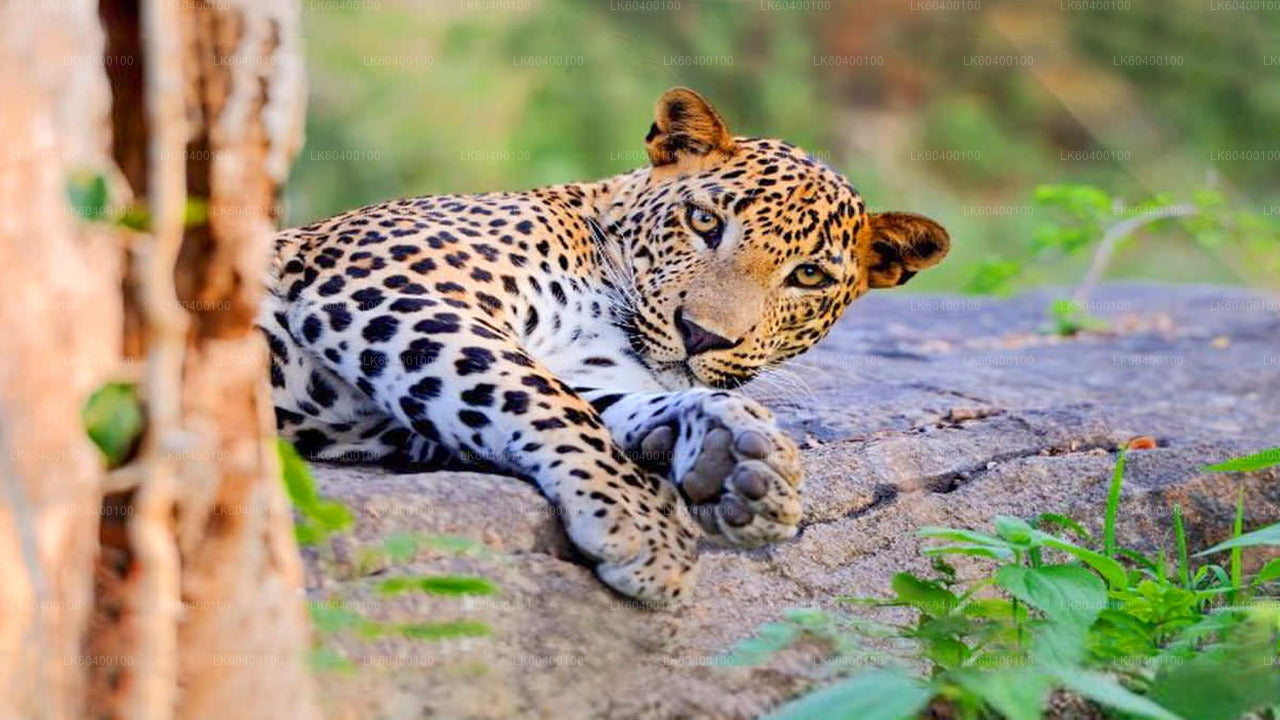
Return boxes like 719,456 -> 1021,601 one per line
305,284 -> 1280,720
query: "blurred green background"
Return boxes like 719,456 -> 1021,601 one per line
288,0 -> 1280,294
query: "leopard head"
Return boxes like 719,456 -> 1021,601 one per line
605,87 -> 950,389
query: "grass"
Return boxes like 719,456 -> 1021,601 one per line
1104,447 -> 1127,559
726,445 -> 1280,720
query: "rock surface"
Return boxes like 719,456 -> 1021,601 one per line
305,284 -> 1280,720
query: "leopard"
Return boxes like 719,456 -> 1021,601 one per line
260,87 -> 950,603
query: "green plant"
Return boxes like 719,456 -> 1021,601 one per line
962,259 -> 1024,296
1030,184 -> 1269,308
82,382 -> 145,469
1203,448 -> 1280,474
305,534 -> 496,672
277,440 -> 497,672
966,183 -> 1280,335
737,446 -> 1280,720
1047,298 -> 1108,337
278,439 -> 354,546
66,170 -> 208,231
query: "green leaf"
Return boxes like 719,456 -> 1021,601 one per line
918,526 -> 1008,547
113,198 -> 209,232
993,515 -> 1036,546
1148,627 -> 1280,720
952,669 -> 1052,720
1191,188 -> 1226,210
415,575 -> 497,596
376,574 -> 497,597
1105,448 -> 1128,558
890,572 -> 957,619
382,533 -> 420,564
375,576 -> 415,595
962,258 -> 1022,295
66,171 -> 109,220
1173,504 -> 1191,589
722,622 -> 801,666
1090,608 -> 1158,659
278,438 -> 320,508
1158,607 -> 1249,658
995,564 -> 1106,629
294,522 -> 320,547
1202,447 -> 1280,473
963,597 -> 1028,623
308,601 -> 364,634
1193,564 -> 1231,589
394,620 -> 490,640
309,499 -> 354,532
308,646 -> 354,673
1035,534 -> 1129,589
765,668 -> 934,720
115,205 -> 150,231
923,635 -> 969,670
1116,548 -> 1159,574
782,607 -> 831,629
82,382 -> 144,469
358,619 -> 491,640
922,544 -> 1016,561
1030,618 -> 1089,666
1230,489 -> 1244,597
997,564 -> 1106,667
184,198 -> 209,226
930,556 -> 958,582
1195,521 -> 1280,556
1032,184 -> 1111,219
424,534 -> 487,555
1053,669 -> 1182,720
1251,557 -> 1280,586
1032,513 -> 1092,542
1048,299 -> 1107,336
919,527 -> 1015,560
277,439 -> 353,543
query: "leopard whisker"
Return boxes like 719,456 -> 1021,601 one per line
744,363 -> 818,407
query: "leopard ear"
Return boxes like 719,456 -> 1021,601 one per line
860,212 -> 950,289
644,87 -> 736,168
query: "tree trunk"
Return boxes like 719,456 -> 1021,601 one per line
0,4 -> 122,717
0,1 -> 315,718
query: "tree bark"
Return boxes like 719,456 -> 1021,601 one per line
0,4 -> 122,717
0,1 -> 315,718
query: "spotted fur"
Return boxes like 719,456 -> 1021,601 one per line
261,88 -> 950,602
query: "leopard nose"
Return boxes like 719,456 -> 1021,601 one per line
675,308 -> 738,356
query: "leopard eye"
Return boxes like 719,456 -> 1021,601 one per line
787,263 -> 834,289
685,205 -> 724,247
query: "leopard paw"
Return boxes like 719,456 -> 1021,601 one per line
560,468 -> 700,604
640,393 -> 802,547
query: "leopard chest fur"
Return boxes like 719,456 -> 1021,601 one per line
515,283 -> 670,394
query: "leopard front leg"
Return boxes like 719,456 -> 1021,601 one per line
580,388 -> 803,547
286,297 -> 698,602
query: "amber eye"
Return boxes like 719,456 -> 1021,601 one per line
685,205 -> 724,246
787,263 -> 834,289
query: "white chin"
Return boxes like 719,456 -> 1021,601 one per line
652,362 -> 699,390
